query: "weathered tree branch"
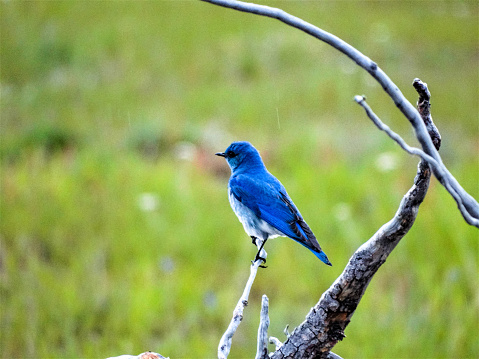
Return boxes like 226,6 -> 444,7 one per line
201,0 -> 479,227
269,79 -> 441,358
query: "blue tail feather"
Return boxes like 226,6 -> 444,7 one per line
294,238 -> 332,266
293,223 -> 332,266
312,249 -> 332,266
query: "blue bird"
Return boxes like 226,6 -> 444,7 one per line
216,141 -> 331,266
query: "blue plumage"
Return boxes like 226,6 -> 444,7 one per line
216,141 -> 331,266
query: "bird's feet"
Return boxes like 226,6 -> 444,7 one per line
251,237 -> 268,268
252,253 -> 267,268
251,259 -> 267,268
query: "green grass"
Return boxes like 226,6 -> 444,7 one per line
1,1 -> 478,358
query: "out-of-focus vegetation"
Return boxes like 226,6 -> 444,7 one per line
1,1 -> 478,358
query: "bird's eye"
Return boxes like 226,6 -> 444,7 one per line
227,151 -> 237,158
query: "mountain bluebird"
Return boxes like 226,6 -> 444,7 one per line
216,141 -> 332,266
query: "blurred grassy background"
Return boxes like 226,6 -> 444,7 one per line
1,1 -> 478,358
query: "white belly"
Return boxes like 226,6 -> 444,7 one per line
228,190 -> 284,240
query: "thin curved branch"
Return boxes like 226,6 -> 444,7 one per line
200,0 -> 479,226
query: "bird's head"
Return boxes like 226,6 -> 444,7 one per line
215,141 -> 265,173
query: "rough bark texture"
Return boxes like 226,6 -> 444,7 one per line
413,78 -> 441,150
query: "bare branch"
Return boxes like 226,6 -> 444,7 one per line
255,295 -> 270,359
269,79 -> 441,359
218,241 -> 267,359
200,0 -> 479,226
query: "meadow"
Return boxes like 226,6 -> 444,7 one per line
1,1 -> 478,358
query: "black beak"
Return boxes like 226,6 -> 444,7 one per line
215,152 -> 226,157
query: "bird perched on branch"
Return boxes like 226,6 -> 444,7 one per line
216,141 -> 331,266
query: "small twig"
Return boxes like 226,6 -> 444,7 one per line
354,95 -> 439,160
255,295 -> 270,359
354,95 -> 478,227
218,241 -> 267,359
269,337 -> 283,351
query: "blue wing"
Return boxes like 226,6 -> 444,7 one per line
229,173 -> 331,265
229,173 -> 292,226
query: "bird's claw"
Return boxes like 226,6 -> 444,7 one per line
255,253 -> 267,267
251,236 -> 258,246
251,256 -> 267,268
